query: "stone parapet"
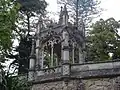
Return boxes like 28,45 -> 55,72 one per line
30,61 -> 120,90
31,61 -> 120,82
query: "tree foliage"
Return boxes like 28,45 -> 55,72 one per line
18,0 -> 47,14
16,0 -> 47,37
86,18 -> 120,61
0,70 -> 29,90
0,0 -> 20,63
57,0 -> 100,25
9,0 -> 47,74
9,36 -> 32,74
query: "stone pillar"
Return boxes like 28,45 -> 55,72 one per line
36,47 -> 44,76
36,37 -> 40,68
35,17 -> 44,76
28,39 -> 35,81
51,41 -> 54,67
79,47 -> 84,64
56,58 -> 58,66
0,69 -> 2,83
41,48 -> 44,69
61,5 -> 70,76
28,57 -> 35,81
72,43 -> 75,64
36,18 -> 41,69
62,31 -> 70,76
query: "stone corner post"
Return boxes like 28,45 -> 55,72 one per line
62,30 -> 70,77
28,39 -> 35,81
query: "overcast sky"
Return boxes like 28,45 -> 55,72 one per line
46,0 -> 120,21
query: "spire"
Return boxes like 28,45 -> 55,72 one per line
59,6 -> 63,24
63,5 -> 68,16
60,6 -> 63,16
59,5 -> 69,25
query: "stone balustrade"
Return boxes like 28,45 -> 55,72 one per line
29,60 -> 120,83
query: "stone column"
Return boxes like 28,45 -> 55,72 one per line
28,39 -> 35,81
35,17 -> 44,76
79,47 -> 84,64
62,31 -> 70,76
72,43 -> 75,64
41,47 -> 44,69
55,58 -> 58,66
50,41 -> 54,67
36,18 -> 41,69
0,69 -> 2,83
35,37 -> 40,68
36,47 -> 44,76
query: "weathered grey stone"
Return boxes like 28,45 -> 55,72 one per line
31,76 -> 120,90
29,3 -> 120,90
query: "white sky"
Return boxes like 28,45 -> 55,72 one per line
99,0 -> 120,20
46,0 -> 120,21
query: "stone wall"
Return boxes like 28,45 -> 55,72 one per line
31,61 -> 120,90
32,80 -> 78,90
32,76 -> 120,90
83,78 -> 115,90
83,76 -> 120,90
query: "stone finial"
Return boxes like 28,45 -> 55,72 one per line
59,5 -> 69,25
59,6 -> 63,17
61,6 -> 63,12
63,5 -> 68,16
59,6 -> 63,24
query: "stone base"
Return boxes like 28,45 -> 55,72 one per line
31,76 -> 120,90
32,80 -> 80,90
83,78 -> 115,90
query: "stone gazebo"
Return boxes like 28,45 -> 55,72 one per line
28,5 -> 120,90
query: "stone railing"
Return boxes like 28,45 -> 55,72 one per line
71,60 -> 120,71
36,65 -> 62,76
71,61 -> 120,71
34,66 -> 62,82
71,60 -> 120,78
31,60 -> 120,83
42,66 -> 62,74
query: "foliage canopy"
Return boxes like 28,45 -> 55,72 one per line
86,18 -> 120,61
